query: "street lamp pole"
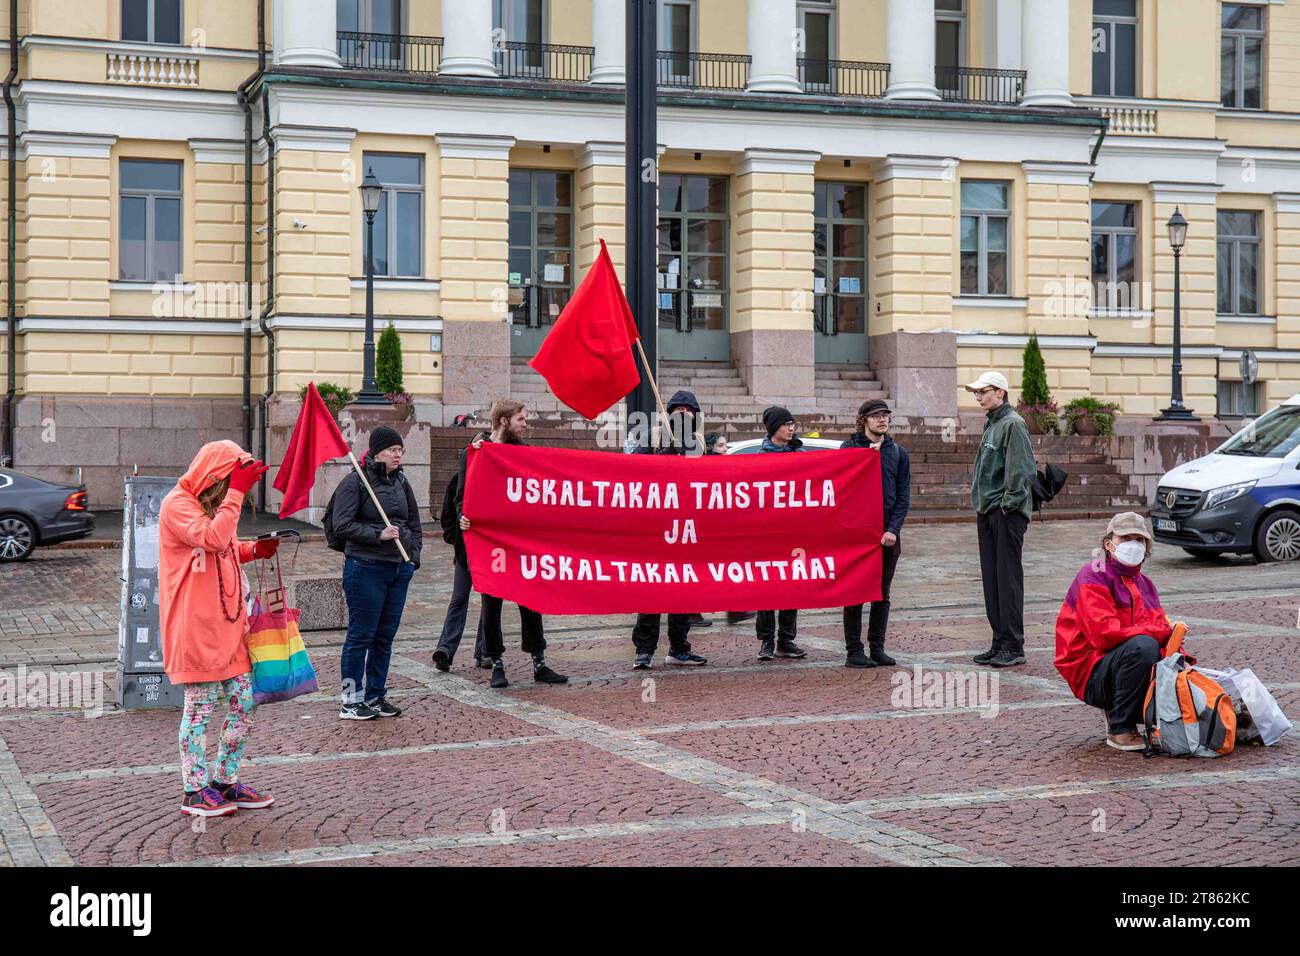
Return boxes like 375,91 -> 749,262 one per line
626,0 -> 657,445
1155,207 -> 1198,421
355,167 -> 387,405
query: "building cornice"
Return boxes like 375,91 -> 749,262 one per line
1150,181 -> 1223,205
271,124 -> 357,152
189,137 -> 268,164
869,155 -> 957,182
738,148 -> 821,176
1022,160 -> 1095,185
434,133 -> 516,160
266,315 -> 445,333
19,130 -> 118,158
956,333 -> 1097,349
20,34 -> 259,61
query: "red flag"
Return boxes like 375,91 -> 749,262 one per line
529,239 -> 641,419
273,382 -> 351,517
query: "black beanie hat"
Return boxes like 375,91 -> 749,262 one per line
762,406 -> 795,436
857,399 -> 891,419
368,425 -> 404,457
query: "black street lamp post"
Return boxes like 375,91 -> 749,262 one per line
1155,206 -> 1198,421
354,167 -> 388,405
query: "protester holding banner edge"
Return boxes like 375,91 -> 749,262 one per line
841,399 -> 908,668
755,406 -> 809,662
459,399 -> 570,689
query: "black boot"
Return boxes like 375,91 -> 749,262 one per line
845,648 -> 876,668
868,643 -> 896,666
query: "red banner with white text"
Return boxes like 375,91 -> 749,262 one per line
462,443 -> 882,615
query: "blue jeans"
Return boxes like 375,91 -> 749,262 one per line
341,556 -> 414,704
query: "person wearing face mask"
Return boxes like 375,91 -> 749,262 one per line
630,390 -> 709,668
1054,512 -> 1178,752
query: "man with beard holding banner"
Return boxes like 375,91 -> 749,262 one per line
456,399 -> 569,689
630,389 -> 709,670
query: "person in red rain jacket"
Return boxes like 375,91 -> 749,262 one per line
1055,512 -> 1180,752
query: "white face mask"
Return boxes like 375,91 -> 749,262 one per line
1113,540 -> 1147,567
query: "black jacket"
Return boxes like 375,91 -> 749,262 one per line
449,431 -> 493,567
841,432 -> 911,536
637,389 -> 703,456
331,454 -> 423,566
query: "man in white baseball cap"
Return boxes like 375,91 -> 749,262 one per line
966,370 -> 1036,668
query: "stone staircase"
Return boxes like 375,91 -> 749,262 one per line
901,434 -> 1145,518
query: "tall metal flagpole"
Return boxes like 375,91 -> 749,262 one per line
626,0 -> 658,446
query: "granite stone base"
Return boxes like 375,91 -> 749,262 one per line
288,576 -> 349,632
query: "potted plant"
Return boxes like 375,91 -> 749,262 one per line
302,382 -> 355,420
385,390 -> 416,422
1063,397 -> 1120,436
376,322 -> 404,395
1015,333 -> 1060,435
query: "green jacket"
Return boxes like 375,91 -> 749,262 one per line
970,403 -> 1036,519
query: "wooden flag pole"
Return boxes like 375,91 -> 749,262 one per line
633,338 -> 706,452
346,451 -> 411,563
633,337 -> 670,423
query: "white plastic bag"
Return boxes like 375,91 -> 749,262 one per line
1195,666 -> 1292,746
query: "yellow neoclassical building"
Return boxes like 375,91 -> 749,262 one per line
1,0 -> 1299,504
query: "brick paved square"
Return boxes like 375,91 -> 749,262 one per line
2,520 -> 1297,868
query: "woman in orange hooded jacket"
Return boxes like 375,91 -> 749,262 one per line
159,440 -> 280,818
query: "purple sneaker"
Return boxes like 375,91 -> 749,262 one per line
181,786 -> 238,818
217,781 -> 276,810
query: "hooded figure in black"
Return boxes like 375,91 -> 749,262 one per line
630,389 -> 709,668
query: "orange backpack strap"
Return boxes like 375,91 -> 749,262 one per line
1165,621 -> 1187,657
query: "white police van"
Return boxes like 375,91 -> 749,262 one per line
1149,393 -> 1300,562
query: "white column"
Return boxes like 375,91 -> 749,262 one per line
984,0 -> 1022,71
884,0 -> 938,101
1021,0 -> 1072,106
440,0 -> 497,77
747,0 -> 801,93
590,0 -> 626,84
272,0 -> 340,68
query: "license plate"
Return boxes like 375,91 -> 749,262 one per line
1155,518 -> 1179,532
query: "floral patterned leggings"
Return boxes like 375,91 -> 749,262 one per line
178,673 -> 256,792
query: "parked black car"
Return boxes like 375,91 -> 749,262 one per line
0,469 -> 95,562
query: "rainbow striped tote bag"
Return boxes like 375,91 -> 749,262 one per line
246,563 -> 319,704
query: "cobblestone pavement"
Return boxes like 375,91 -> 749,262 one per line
0,519 -> 1297,866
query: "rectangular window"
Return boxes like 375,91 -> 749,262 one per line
1221,4 -> 1265,109
119,159 -> 182,282
1090,201 -> 1139,312
798,1 -> 835,90
122,0 -> 182,44
658,174 -> 729,334
936,0 -> 965,94
337,0 -> 402,35
508,169 -> 573,340
813,180 -> 867,337
960,181 -> 1010,296
1092,0 -> 1137,97
363,153 -> 423,278
1217,379 -> 1261,417
1217,210 -> 1260,316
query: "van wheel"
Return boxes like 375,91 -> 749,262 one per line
1252,509 -> 1300,563
1182,547 -> 1224,561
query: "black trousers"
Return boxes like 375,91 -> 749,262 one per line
435,561 -> 486,662
844,540 -> 901,652
632,614 -> 692,656
480,593 -> 546,659
976,509 -> 1029,655
756,609 -> 798,643
1083,635 -> 1162,734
